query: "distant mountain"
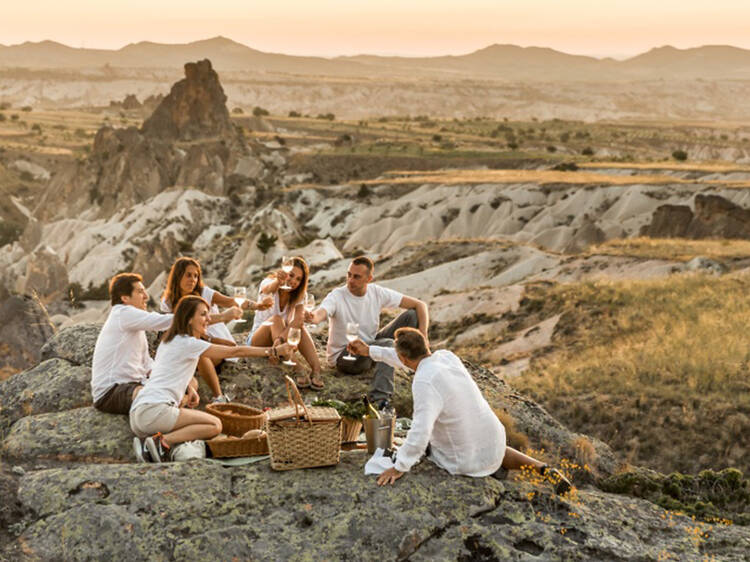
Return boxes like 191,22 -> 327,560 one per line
2,37 -> 750,80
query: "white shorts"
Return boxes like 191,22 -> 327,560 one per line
129,402 -> 180,438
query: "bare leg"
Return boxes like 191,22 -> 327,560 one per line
501,447 -> 546,472
162,409 -> 222,446
196,356 -> 222,398
298,326 -> 322,377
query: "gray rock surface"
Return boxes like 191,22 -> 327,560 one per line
39,323 -> 102,366
0,358 -> 91,437
0,294 -> 54,378
6,455 -> 750,561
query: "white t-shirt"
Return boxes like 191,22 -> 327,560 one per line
91,305 -> 174,402
247,277 -> 297,340
160,285 -> 236,360
369,347 -> 506,477
130,335 -> 211,409
319,284 -> 403,365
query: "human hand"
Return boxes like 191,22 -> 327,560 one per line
254,295 -> 273,311
223,306 -> 242,322
376,467 -> 404,486
276,270 -> 288,284
347,339 -> 369,357
186,386 -> 200,408
275,342 -> 293,358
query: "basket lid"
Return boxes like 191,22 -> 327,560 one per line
267,405 -> 340,423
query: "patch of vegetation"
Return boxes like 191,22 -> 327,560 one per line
312,398 -> 367,420
588,237 -> 750,262
0,221 -> 22,247
253,106 -> 269,117
602,466 -> 749,525
672,149 -> 688,161
511,275 -> 750,476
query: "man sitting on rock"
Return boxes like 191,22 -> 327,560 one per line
91,272 -> 239,415
348,328 -> 572,494
305,256 -> 429,404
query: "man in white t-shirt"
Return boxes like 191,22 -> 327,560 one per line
348,328 -> 572,495
305,256 -> 429,403
91,273 -> 174,415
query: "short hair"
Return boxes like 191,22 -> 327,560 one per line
394,327 -> 429,361
109,273 -> 143,306
351,256 -> 374,274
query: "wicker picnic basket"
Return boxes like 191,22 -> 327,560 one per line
207,433 -> 269,458
205,403 -> 266,437
340,418 -> 363,443
266,376 -> 341,470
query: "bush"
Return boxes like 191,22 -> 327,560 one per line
252,106 -> 269,117
559,131 -> 570,142
232,107 -> 244,114
0,221 -> 22,247
10,114 -> 19,121
672,149 -> 688,161
19,170 -> 34,182
21,106 -> 32,112
581,146 -> 594,156
432,134 -> 442,142
31,123 -> 42,134
0,102 -> 9,110
507,142 -> 519,150
288,110 -> 301,118
546,145 -> 557,153
317,113 -> 335,121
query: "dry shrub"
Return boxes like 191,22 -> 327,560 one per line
493,408 -> 530,451
571,435 -> 597,466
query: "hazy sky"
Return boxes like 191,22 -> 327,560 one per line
4,0 -> 750,59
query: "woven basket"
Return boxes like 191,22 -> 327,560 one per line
205,403 -> 266,437
340,418 -> 363,443
266,376 -> 341,470
207,434 -> 269,458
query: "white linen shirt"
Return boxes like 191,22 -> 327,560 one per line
320,284 -> 403,365
369,347 -> 506,477
91,305 -> 173,402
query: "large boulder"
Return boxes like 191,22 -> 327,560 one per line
7,456 -> 750,561
40,323 -> 101,367
642,194 -> 750,239
0,358 -> 90,437
21,246 -> 69,299
2,407 -> 132,463
0,294 -> 54,379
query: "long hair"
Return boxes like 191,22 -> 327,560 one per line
162,257 -> 204,311
270,256 -> 309,308
162,295 -> 209,343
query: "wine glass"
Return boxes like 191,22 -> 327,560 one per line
342,322 -> 359,361
233,286 -> 247,323
304,293 -> 315,318
284,327 -> 301,366
279,256 -> 293,290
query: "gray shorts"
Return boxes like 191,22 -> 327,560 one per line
94,382 -> 142,415
129,402 -> 180,439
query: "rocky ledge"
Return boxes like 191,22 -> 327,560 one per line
1,324 -> 749,560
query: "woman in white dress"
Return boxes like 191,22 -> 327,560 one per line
130,294 -> 290,462
246,256 -> 323,389
161,257 -> 271,402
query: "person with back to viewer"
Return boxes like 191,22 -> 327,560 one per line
347,328 -> 572,494
304,256 -> 429,405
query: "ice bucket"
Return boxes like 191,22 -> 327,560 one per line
363,415 -> 395,454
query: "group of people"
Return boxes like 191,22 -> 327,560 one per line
90,254 -> 570,493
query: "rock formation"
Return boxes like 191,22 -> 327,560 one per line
0,294 -> 54,379
1,324 -> 749,560
641,193 -> 750,239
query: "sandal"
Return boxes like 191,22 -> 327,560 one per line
296,373 -> 312,389
310,374 -> 324,391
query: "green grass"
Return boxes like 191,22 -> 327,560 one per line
511,274 -> 750,476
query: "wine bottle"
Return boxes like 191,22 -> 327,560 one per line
362,395 -> 381,419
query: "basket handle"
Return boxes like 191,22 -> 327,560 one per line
284,375 -> 313,426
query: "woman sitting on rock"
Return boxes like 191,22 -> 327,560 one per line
161,257 -> 271,403
130,295 -> 291,463
246,256 -> 323,390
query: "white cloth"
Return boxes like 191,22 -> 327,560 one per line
91,305 -> 173,402
246,277 -> 294,342
319,284 -> 403,365
369,347 -> 506,477
161,285 -> 237,362
364,448 -> 395,475
130,335 -> 211,410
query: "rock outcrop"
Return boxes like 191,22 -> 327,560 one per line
642,193 -> 750,239
3,323 -> 749,559
0,294 -> 54,379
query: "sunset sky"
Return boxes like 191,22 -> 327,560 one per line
4,0 -> 750,59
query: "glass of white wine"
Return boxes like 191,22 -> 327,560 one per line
304,293 -> 315,319
233,286 -> 247,323
279,256 -> 293,290
284,327 -> 301,366
343,322 -> 359,361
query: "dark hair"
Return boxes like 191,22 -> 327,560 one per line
351,256 -> 374,274
270,256 -> 309,307
394,327 -> 429,361
162,295 -> 210,343
162,257 -> 204,311
109,273 -> 143,306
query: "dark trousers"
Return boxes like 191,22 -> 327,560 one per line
336,309 -> 419,402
